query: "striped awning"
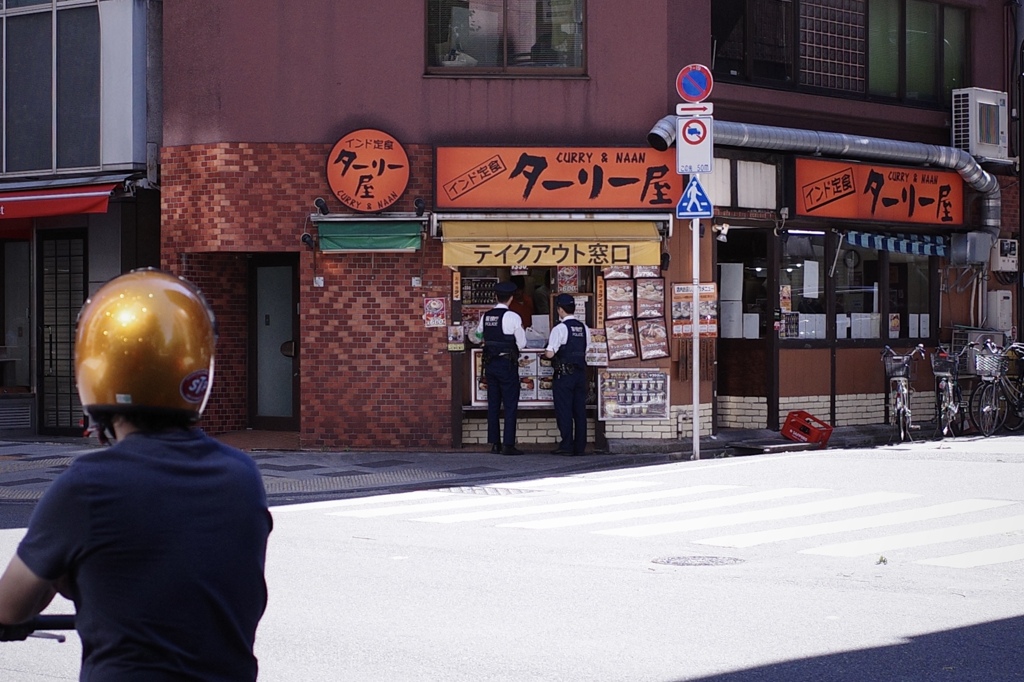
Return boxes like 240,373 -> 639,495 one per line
844,231 -> 947,257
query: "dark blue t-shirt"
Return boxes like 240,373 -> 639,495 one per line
17,429 -> 272,681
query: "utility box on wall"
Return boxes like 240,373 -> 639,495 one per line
987,290 -> 1013,331
950,232 -> 993,266
991,239 -> 1018,272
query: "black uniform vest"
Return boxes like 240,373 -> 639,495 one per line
555,318 -> 587,368
482,308 -> 517,357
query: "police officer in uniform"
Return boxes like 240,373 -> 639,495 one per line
545,293 -> 591,455
476,280 -> 527,455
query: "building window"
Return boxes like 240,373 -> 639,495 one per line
427,0 -> 584,74
712,0 -> 968,107
2,0 -> 100,174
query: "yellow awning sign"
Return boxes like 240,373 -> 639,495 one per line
441,221 -> 662,267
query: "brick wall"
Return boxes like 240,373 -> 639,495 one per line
161,142 -> 454,450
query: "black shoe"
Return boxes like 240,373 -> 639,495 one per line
490,443 -> 502,454
551,448 -> 574,455
501,446 -> 524,456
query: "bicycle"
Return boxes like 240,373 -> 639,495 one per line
967,340 -> 1013,436
967,340 -> 1024,435
931,343 -> 971,438
881,344 -> 925,443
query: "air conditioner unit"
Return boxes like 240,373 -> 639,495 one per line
952,88 -> 1009,161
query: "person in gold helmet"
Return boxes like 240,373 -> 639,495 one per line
0,269 -> 272,681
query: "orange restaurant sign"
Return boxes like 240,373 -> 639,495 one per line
435,147 -> 682,210
794,157 -> 963,225
326,129 -> 410,213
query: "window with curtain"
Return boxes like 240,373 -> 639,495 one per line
3,0 -> 100,173
427,0 -> 584,74
712,0 -> 968,108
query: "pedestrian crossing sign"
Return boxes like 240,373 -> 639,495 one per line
676,175 -> 713,219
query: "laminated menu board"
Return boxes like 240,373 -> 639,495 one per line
605,318 -> 637,360
635,278 -> 665,319
637,319 -> 669,360
556,266 -> 580,293
470,349 -> 553,407
605,279 -> 634,320
598,368 -> 670,420
586,329 -> 609,366
633,265 -> 661,278
602,265 -> 632,279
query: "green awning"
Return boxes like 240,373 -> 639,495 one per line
316,221 -> 423,252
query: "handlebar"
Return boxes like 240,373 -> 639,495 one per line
0,614 -> 75,643
882,343 -> 926,359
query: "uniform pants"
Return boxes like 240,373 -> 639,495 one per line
485,359 -> 519,446
553,369 -> 587,453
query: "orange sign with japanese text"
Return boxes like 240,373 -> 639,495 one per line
794,157 -> 963,226
435,147 -> 682,210
327,129 -> 410,213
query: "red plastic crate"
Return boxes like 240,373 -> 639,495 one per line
780,410 -> 834,449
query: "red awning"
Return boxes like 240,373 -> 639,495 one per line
0,183 -> 118,220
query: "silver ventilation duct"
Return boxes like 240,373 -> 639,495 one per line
648,115 -> 1001,236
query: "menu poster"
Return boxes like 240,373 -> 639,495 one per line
517,353 -> 538,377
519,375 -> 537,400
598,368 -> 670,421
637,319 -> 669,360
424,297 -> 447,327
780,285 -> 792,312
602,265 -> 632,279
635,278 -> 665,319
633,265 -> 661,279
586,329 -> 610,367
537,374 -> 554,401
605,318 -> 637,360
605,279 -> 634,319
475,375 -> 488,403
538,354 -> 555,376
556,266 -> 580,293
447,325 -> 465,352
670,283 -> 718,338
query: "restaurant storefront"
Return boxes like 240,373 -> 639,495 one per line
433,145 -> 691,449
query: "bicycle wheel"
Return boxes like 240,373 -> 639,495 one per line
893,387 -> 911,442
948,381 -> 966,436
969,381 -> 1007,436
936,378 -> 955,438
1000,377 -> 1024,432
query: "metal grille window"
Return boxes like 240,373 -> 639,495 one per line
712,0 -> 968,108
427,0 -> 584,74
2,0 -> 99,174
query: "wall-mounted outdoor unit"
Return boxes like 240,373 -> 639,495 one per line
951,88 -> 1009,161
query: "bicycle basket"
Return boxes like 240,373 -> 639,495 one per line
973,353 -> 1007,378
883,354 -> 911,379
930,353 -> 957,376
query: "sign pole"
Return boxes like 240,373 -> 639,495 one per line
691,183 -> 701,461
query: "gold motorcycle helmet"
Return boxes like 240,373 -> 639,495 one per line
75,268 -> 217,422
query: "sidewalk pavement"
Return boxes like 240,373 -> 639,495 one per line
0,423 -> 898,506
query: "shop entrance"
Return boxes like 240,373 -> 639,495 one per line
248,255 -> 299,430
38,229 -> 87,436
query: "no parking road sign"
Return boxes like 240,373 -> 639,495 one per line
676,116 -> 713,174
676,64 -> 714,103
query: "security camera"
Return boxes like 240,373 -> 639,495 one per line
647,115 -> 677,151
313,197 -> 329,216
301,233 -> 315,248
414,197 -> 426,217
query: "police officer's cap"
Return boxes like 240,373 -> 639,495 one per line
555,293 -> 574,308
495,281 -> 517,296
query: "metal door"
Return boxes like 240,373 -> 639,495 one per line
248,256 -> 299,430
38,230 -> 86,435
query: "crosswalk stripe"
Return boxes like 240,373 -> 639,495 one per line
595,491 -> 917,537
802,514 -> 1024,557
534,481 -> 659,494
500,488 -> 830,530
414,484 -> 748,524
327,495 -> 519,518
271,490 -> 449,513
916,543 -> 1024,568
695,499 -> 1017,548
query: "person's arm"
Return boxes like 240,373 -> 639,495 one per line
544,323 -> 564,359
510,313 -> 527,350
0,555 -> 56,625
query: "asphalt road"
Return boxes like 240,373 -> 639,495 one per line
1,436 -> 1022,681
